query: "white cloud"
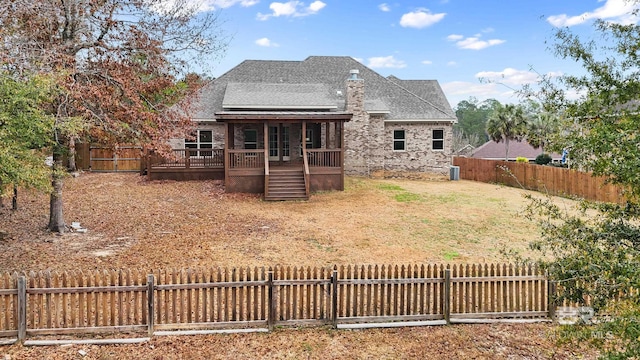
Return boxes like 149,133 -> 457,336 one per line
367,56 -> 407,69
447,33 -> 505,50
308,0 -> 325,12
257,1 -> 326,20
442,81 -> 516,105
444,69 -> 569,105
399,9 -> 446,29
421,60 -> 433,65
379,3 -> 390,12
255,37 -> 279,47
352,57 -> 364,63
475,68 -> 563,86
446,61 -> 457,66
547,0 -> 640,27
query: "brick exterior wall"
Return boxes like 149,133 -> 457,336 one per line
343,78 -> 453,176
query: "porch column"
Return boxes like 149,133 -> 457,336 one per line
278,123 -> 283,163
263,121 -> 269,158
224,122 -> 230,185
302,121 -> 307,152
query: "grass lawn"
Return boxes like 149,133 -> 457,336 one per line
0,172 -> 569,272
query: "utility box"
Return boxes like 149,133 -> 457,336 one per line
449,166 -> 460,181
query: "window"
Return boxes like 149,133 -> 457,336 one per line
244,129 -> 257,149
432,129 -> 444,150
185,130 -> 213,156
393,130 -> 405,151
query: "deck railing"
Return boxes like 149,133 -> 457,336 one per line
228,149 -> 265,169
149,149 -> 224,169
306,149 -> 341,168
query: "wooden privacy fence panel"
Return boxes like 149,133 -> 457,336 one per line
82,145 -> 142,172
0,264 -> 557,341
453,157 -> 625,204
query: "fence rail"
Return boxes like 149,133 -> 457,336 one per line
0,263 -> 569,342
453,157 -> 625,204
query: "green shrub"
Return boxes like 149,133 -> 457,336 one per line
535,153 -> 552,165
516,157 -> 529,163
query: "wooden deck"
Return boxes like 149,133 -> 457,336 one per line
145,148 -> 344,197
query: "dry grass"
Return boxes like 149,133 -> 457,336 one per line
1,324 -> 597,359
0,172 -> 571,272
0,172 -> 574,272
0,173 -> 596,359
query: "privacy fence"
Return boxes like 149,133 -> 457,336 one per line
0,263 -> 570,344
453,157 -> 626,204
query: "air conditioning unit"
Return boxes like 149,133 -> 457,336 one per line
449,165 -> 460,181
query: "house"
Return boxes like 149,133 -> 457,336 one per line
148,56 -> 457,200
472,139 -> 562,162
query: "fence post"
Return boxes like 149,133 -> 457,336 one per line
331,268 -> 338,328
547,280 -> 557,321
147,274 -> 155,337
17,276 -> 26,342
443,269 -> 451,325
267,270 -> 275,331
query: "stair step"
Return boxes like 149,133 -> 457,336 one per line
265,169 -> 307,201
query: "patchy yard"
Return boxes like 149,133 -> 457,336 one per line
0,172 -> 560,272
0,173 -> 595,359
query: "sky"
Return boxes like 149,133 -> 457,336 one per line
182,0 -> 640,108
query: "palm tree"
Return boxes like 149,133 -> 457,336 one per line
527,112 -> 560,155
486,104 -> 527,160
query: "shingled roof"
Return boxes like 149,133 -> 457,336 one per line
192,56 -> 456,122
472,139 -> 562,161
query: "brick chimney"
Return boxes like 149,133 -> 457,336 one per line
344,69 -> 370,176
346,69 -> 364,114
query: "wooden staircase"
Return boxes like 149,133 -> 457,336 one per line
265,168 -> 308,201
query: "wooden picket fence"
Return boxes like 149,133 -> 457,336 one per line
453,157 -> 626,204
0,264 -> 558,344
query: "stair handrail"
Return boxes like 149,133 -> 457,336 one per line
264,148 -> 270,198
302,147 -> 310,198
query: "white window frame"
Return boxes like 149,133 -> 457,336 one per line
185,130 -> 213,156
393,129 -> 406,152
432,129 -> 444,151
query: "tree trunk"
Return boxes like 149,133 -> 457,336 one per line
67,136 -> 77,172
12,186 -> 17,211
505,138 -> 510,161
48,149 -> 65,233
